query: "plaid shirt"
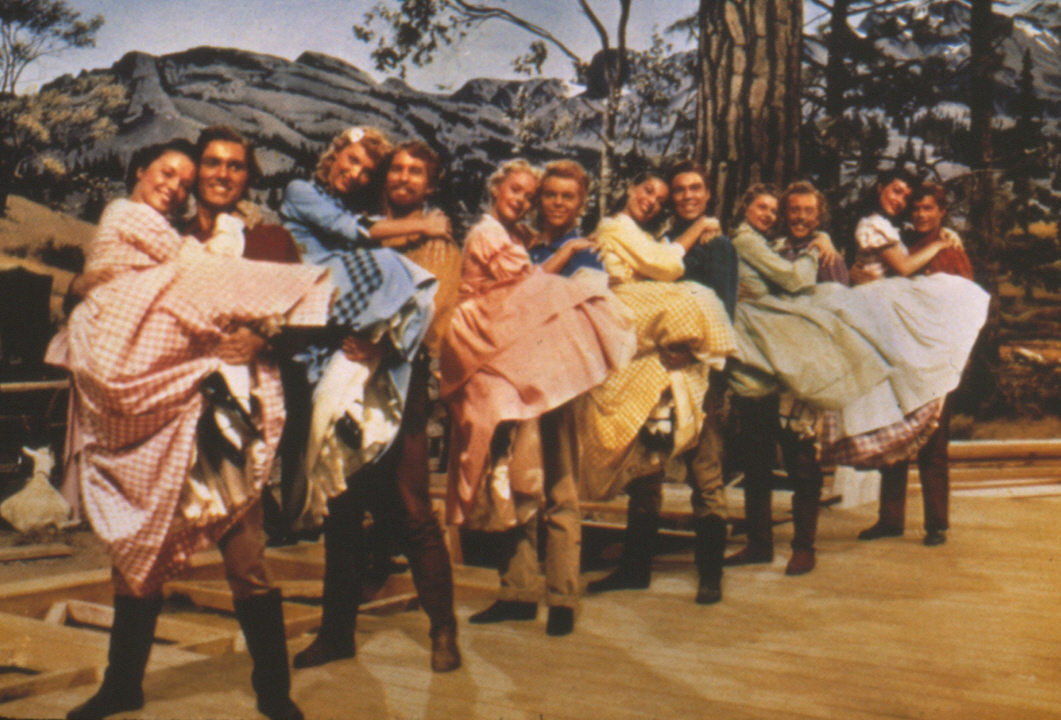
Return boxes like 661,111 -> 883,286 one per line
55,200 -> 332,595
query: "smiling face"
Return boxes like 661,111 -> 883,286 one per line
911,194 -> 945,236
385,150 -> 433,212
539,175 -> 584,233
491,170 -> 539,229
625,177 -> 669,226
198,140 -> 249,213
131,151 -> 197,216
878,178 -> 912,218
328,141 -> 377,197
745,193 -> 779,235
670,171 -> 711,222
785,193 -> 821,241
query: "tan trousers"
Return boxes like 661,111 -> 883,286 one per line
496,406 -> 582,609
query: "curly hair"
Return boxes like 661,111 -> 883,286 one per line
487,159 -> 542,200
733,182 -> 781,228
314,127 -> 393,188
779,180 -> 829,235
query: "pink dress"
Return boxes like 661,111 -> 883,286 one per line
46,200 -> 333,595
440,214 -> 634,525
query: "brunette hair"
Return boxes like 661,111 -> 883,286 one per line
911,181 -> 949,210
780,180 -> 829,233
666,160 -> 709,188
733,182 -> 781,227
383,140 -> 443,190
195,125 -> 262,187
314,126 -> 393,188
125,138 -> 199,193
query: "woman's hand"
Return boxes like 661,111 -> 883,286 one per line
564,237 -> 596,254
422,209 -> 452,241
696,217 -> 723,244
808,233 -> 840,264
940,227 -> 964,249
342,334 -> 382,362
215,327 -> 267,364
848,264 -> 877,286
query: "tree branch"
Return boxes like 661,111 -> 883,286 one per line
447,0 -> 584,66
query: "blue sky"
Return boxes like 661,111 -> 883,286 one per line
23,0 -> 700,92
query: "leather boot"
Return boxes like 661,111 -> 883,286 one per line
693,515 -> 727,604
858,463 -> 907,540
234,590 -> 303,720
786,493 -> 820,576
724,475 -> 773,566
429,624 -> 462,672
67,595 -> 162,720
586,506 -> 659,592
292,497 -> 359,669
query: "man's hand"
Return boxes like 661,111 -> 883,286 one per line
69,267 -> 119,298
342,334 -> 382,362
215,327 -> 267,365
659,343 -> 696,370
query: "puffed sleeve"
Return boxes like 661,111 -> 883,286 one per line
595,215 -> 685,282
732,222 -> 819,293
464,217 -> 532,282
280,180 -> 372,248
854,214 -> 901,252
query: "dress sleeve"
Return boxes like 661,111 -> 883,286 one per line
732,223 -> 819,293
596,216 -> 685,282
855,214 -> 901,252
281,180 -> 372,247
464,218 -> 531,283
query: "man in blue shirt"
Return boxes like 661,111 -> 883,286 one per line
526,160 -> 602,276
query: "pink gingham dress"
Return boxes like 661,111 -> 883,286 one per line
47,200 -> 333,595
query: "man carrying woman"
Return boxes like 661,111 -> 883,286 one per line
51,137 -> 334,720
279,128 -> 461,673
442,159 -> 634,635
578,171 -> 737,604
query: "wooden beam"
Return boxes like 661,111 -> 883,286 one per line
0,544 -> 73,563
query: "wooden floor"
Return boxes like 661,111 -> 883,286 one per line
3,494 -> 1061,720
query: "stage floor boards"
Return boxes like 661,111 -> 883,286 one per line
3,495 -> 1060,719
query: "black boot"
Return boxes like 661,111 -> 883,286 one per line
694,515 -> 727,605
67,595 -> 162,720
234,590 -> 303,720
293,492 -> 359,669
587,508 -> 659,593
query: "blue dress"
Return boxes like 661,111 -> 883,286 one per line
280,179 -> 436,393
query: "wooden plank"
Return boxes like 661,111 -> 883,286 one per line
0,544 -> 73,563
41,602 -> 67,626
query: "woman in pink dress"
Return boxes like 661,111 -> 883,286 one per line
440,160 -> 634,633
52,139 -> 332,720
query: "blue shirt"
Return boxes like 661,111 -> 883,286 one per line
527,228 -> 603,277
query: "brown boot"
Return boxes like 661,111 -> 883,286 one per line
694,515 -> 727,604
234,589 -> 303,720
430,625 -> 461,672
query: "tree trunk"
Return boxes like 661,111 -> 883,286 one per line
696,0 -> 803,226
968,0 -> 998,255
822,0 -> 851,192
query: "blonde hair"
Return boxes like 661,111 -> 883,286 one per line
487,159 -> 542,201
315,126 -> 393,188
734,182 -> 780,228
